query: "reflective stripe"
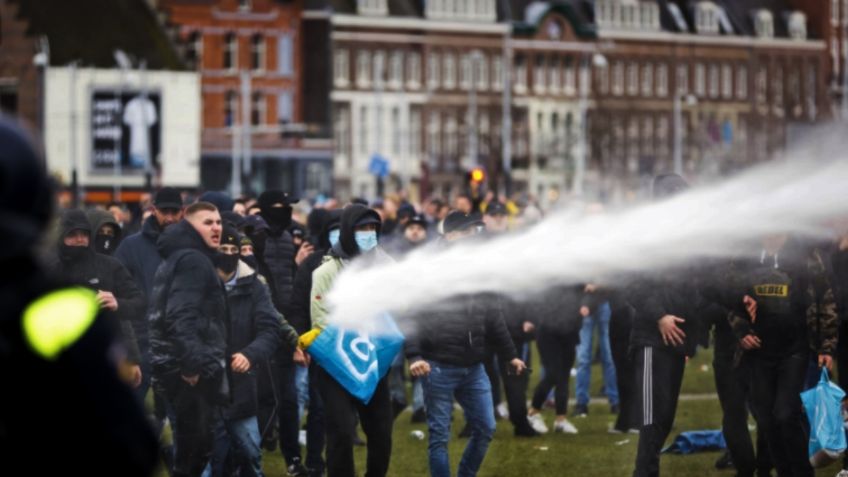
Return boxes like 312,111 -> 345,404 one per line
22,287 -> 99,360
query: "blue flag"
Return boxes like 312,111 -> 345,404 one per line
307,313 -> 404,404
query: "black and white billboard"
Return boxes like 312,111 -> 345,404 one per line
91,90 -> 161,172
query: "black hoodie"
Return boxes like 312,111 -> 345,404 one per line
290,210 -> 341,333
49,210 -> 144,363
331,204 -> 382,260
148,220 -> 229,400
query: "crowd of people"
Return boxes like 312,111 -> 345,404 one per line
4,115 -> 848,477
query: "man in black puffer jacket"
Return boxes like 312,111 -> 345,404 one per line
208,224 -> 297,477
49,209 -> 145,384
149,202 -> 229,477
627,173 -> 700,477
406,211 -> 527,477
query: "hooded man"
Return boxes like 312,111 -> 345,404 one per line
149,201 -> 229,477
86,208 -> 123,255
50,209 -> 145,386
308,204 -> 395,477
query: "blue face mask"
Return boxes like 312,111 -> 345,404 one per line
328,229 -> 340,248
354,230 -> 378,252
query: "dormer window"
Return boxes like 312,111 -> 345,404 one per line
596,0 -> 661,31
788,11 -> 807,40
695,2 -> 720,34
358,0 -> 388,17
426,0 -> 496,22
754,9 -> 774,39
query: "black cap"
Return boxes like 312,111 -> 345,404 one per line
221,224 -> 240,247
355,214 -> 382,228
405,213 -> 429,229
154,187 -> 183,209
257,190 -> 299,210
485,202 -> 507,216
443,211 -> 484,234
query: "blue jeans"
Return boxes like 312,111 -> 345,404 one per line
203,414 -> 264,477
575,301 -> 619,407
412,378 -> 426,413
296,365 -> 309,422
423,361 -> 495,477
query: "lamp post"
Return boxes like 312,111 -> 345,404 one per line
673,92 -> 697,175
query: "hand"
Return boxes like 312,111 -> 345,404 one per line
295,242 -> 315,266
510,358 -> 527,375
584,283 -> 597,293
522,321 -> 535,333
839,237 -> 848,251
293,348 -> 309,366
96,290 -> 119,311
819,354 -> 834,371
658,315 -> 686,347
743,295 -> 757,323
181,374 -> 199,386
231,353 -> 251,373
580,306 -> 590,317
409,360 -> 431,377
739,334 -> 762,350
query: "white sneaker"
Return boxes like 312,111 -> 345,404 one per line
553,419 -> 578,434
527,413 -> 549,434
835,470 -> 848,477
496,402 -> 509,419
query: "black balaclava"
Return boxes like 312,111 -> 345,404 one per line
214,224 -> 240,276
59,209 -> 93,263
258,190 -> 294,234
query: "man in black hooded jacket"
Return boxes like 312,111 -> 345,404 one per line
149,202 -> 229,477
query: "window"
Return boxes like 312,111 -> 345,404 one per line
225,90 -> 237,127
359,106 -> 369,153
773,65 -> 784,115
373,50 -> 386,87
676,63 -> 689,94
642,62 -> 653,96
597,60 -> 609,94
278,34 -> 293,77
428,111 -> 441,156
476,55 -> 488,90
754,9 -> 774,38
514,55 -> 527,93
534,56 -> 547,94
446,116 -> 458,156
224,32 -> 238,70
612,61 -> 624,96
709,64 -> 719,98
564,57 -> 576,95
806,67 -> 817,119
695,63 -> 706,97
492,56 -> 504,91
460,54 -> 472,90
410,108 -> 421,156
186,31 -> 203,68
721,64 -> 733,99
427,52 -> 440,89
251,92 -> 265,126
788,11 -> 807,40
374,105 -> 383,151
656,64 -> 668,97
389,51 -> 403,89
443,53 -> 456,89
359,0 -> 388,16
334,107 -> 350,157
239,0 -> 251,11
277,91 -> 293,123
479,113 -> 490,155
334,49 -> 350,87
695,1 -> 719,34
357,50 -> 371,88
833,0 -> 840,25
755,66 -> 767,108
736,65 -> 748,99
549,58 -> 561,94
407,52 -> 422,89
251,34 -> 265,71
627,62 -> 638,96
392,107 -> 401,155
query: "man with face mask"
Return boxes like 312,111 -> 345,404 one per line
206,224 -> 297,477
406,211 -> 526,477
288,208 -> 342,477
252,190 -> 313,475
307,204 -> 395,477
149,201 -> 229,477
49,209 -> 145,388
86,208 -> 123,255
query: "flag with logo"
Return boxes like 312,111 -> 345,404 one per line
305,313 -> 404,403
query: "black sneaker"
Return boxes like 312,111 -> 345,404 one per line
573,404 -> 589,417
411,408 -> 427,423
514,425 -> 540,437
715,450 -> 734,470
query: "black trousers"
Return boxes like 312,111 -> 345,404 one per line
749,351 -> 812,477
632,346 -> 685,477
483,352 -> 502,410
497,339 -> 534,432
306,362 -> 326,474
276,359 -> 301,466
609,315 -> 636,432
713,348 -> 772,477
531,331 -> 577,415
161,376 -> 218,477
316,365 -> 393,477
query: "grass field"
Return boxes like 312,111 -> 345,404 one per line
155,346 -> 846,476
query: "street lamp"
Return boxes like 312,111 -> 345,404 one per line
467,50 -> 484,173
573,52 -> 607,196
673,93 -> 697,175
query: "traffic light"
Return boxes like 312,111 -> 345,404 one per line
469,167 -> 485,184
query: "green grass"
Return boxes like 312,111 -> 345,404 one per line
153,346 -> 846,476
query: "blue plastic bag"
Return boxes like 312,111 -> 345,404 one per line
801,368 -> 847,468
307,313 -> 404,404
661,430 -> 726,454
